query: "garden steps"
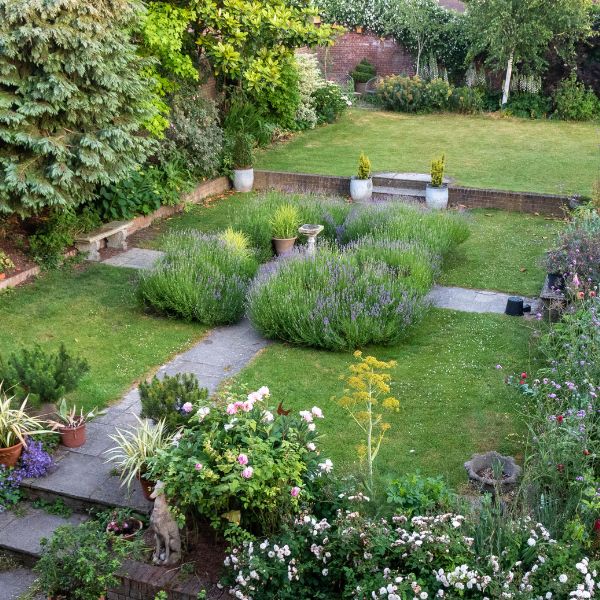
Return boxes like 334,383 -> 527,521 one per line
0,501 -> 89,564
371,172 -> 451,203
372,185 -> 426,202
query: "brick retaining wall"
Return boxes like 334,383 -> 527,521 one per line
253,170 -> 571,217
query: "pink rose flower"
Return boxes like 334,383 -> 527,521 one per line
195,463 -> 203,471
237,453 -> 249,465
182,402 -> 193,413
226,403 -> 237,415
241,466 -> 254,479
311,406 -> 324,419
290,486 -> 301,497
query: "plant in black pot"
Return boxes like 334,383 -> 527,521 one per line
351,59 -> 376,94
543,248 -> 568,291
231,132 -> 255,193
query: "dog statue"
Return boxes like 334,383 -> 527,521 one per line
149,480 -> 182,566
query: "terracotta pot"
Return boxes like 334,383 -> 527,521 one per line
59,423 -> 86,448
0,442 -> 23,468
106,518 -> 143,540
137,472 -> 156,501
272,237 -> 297,256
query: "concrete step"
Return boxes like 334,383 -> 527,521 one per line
373,172 -> 451,190
0,502 -> 89,564
372,186 -> 426,202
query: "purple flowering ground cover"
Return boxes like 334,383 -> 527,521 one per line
233,308 -> 533,488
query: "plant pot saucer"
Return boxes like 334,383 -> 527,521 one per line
464,451 -> 521,494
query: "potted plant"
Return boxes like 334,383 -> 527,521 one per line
0,251 -> 14,281
543,248 -> 568,290
426,154 -> 448,209
47,399 -> 104,449
105,510 -> 144,541
35,521 -> 135,600
0,389 -> 49,467
464,451 -> 521,495
351,59 -> 376,94
350,152 -> 373,202
270,204 -> 301,256
105,417 -> 173,501
231,132 -> 254,193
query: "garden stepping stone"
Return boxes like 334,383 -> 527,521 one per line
427,285 -> 536,314
0,567 -> 44,599
103,247 -> 164,270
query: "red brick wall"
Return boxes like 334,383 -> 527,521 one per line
309,32 -> 415,83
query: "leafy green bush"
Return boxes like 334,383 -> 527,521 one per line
423,78 -> 453,110
137,230 -> 258,325
386,471 -> 453,516
159,85 -> 223,180
351,59 -> 376,84
506,92 -> 552,119
139,373 -> 208,433
248,247 -> 427,350
0,251 -> 14,273
231,133 -> 254,169
377,75 -> 452,113
554,74 -> 600,121
148,387 -> 323,542
295,53 -> 325,129
270,204 -> 301,239
35,521 -> 136,600
311,82 -> 351,123
0,343 -> 89,406
0,0 -> 157,217
449,86 -> 484,114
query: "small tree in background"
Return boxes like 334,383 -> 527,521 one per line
465,0 -> 592,107
338,351 -> 400,493
0,0 -> 159,217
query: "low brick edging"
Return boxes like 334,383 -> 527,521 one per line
0,177 -> 231,291
253,169 -> 571,217
107,559 -> 226,600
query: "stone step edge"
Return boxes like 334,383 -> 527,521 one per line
372,186 -> 426,197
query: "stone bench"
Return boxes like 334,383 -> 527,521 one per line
75,221 -> 130,261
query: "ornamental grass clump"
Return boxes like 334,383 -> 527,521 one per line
248,247 -> 427,350
137,230 -> 258,325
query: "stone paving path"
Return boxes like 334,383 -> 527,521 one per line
103,247 -> 164,270
0,567 -> 43,600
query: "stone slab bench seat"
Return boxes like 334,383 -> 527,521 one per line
75,220 -> 130,261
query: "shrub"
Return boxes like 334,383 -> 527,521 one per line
0,0 -> 157,217
376,75 -> 451,113
294,53 -> 324,129
351,59 -> 376,83
270,204 -> 301,239
137,230 -> 258,325
232,133 -> 254,169
311,82 -> 351,124
35,522 -> 135,600
147,387 -> 324,542
248,248 -> 427,350
0,251 -> 14,273
159,85 -> 224,180
554,74 -> 600,121
139,374 -> 208,433
423,78 -> 453,110
0,343 -> 89,406
386,471 -> 453,516
506,92 -> 552,119
430,154 -> 445,187
449,86 -> 484,114
356,152 -> 372,180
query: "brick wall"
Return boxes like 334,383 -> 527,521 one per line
253,170 -> 571,217
308,32 -> 414,83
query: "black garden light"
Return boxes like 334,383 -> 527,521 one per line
505,296 -> 531,317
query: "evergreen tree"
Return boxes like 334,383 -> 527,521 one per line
0,0 -> 159,216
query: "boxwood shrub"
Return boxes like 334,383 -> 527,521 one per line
137,230 -> 258,325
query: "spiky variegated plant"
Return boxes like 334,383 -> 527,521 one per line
0,387 -> 49,448
0,0 -> 159,216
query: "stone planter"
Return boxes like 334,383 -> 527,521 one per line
273,237 -> 297,256
350,177 -> 373,202
233,168 -> 254,193
59,423 -> 86,448
425,184 -> 449,209
0,441 -> 23,468
355,81 -> 368,94
464,451 -> 521,494
547,272 -> 565,291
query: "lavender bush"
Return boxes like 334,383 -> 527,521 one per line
137,230 -> 258,325
248,248 -> 428,350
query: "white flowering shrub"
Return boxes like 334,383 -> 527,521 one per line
222,506 -> 600,600
294,53 -> 325,129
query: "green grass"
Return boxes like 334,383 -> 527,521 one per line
256,109 -> 599,195
0,264 -> 206,411
233,309 -> 535,488
440,209 -> 565,295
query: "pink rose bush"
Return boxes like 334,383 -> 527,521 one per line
147,387 -> 328,542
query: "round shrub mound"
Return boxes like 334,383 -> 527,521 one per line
137,230 -> 258,325
248,248 -> 427,350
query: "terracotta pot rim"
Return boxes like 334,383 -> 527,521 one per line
272,236 -> 298,242
0,441 -> 23,450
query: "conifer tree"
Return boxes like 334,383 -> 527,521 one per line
0,0 -> 158,216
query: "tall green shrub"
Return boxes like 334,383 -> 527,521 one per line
0,0 -> 158,216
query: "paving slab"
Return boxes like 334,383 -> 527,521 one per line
103,248 -> 164,270
0,568 -> 41,599
427,285 -> 534,314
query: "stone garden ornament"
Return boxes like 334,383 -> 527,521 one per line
150,480 -> 182,566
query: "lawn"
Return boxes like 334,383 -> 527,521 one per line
0,264 -> 206,411
233,309 -> 535,488
137,193 -> 563,295
440,209 -> 564,295
256,109 -> 599,196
